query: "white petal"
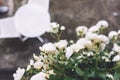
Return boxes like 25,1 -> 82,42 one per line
30,72 -> 46,80
112,55 -> 120,62
96,20 -> 109,28
65,47 -> 74,59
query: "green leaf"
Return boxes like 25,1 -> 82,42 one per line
114,72 -> 120,80
98,72 -> 106,79
75,67 -> 84,76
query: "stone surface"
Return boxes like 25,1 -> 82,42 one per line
50,0 -> 120,39
0,0 -> 120,79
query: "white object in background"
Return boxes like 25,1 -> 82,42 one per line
14,4 -> 50,38
0,0 -> 50,42
0,17 -> 20,38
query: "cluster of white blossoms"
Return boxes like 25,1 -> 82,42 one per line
47,22 -> 65,34
108,30 -> 120,40
13,40 -> 68,80
108,30 -> 120,62
13,20 -> 120,80
66,20 -> 110,59
13,68 -> 25,80
47,22 -> 60,33
76,26 -> 88,36
76,20 -> 109,37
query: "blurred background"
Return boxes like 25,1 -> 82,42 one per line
0,0 -> 120,80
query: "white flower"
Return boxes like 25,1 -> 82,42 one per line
77,38 -> 92,49
48,70 -> 54,75
96,20 -> 109,29
30,59 -> 34,65
71,44 -> 85,53
33,54 -> 40,60
65,47 -> 74,59
55,40 -> 68,50
40,43 -> 56,54
76,38 -> 85,44
112,43 -> 120,53
26,59 -> 34,71
60,26 -> 65,30
30,72 -> 47,80
112,55 -> 120,62
106,73 -> 114,80
76,26 -> 88,36
86,32 -> 98,40
109,51 -> 115,58
69,40 -> 74,44
47,22 -> 60,33
102,56 -> 110,62
98,35 -> 109,44
34,60 -> 44,69
50,22 -> 59,28
118,30 -> 120,35
83,52 -> 94,57
108,31 -> 118,40
88,26 -> 99,33
86,33 -> 109,44
100,43 -> 106,51
47,27 -> 58,33
26,65 -> 31,71
13,68 -> 25,80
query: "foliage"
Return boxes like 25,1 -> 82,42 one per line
13,21 -> 120,80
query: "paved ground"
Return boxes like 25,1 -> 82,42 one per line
0,69 -> 14,80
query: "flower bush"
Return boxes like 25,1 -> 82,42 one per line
13,20 -> 120,80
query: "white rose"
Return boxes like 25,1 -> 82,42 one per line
30,72 -> 47,80
112,55 -> 120,62
106,73 -> 114,80
65,47 -> 74,59
34,60 -> 44,69
76,26 -> 88,36
102,56 -> 110,62
112,43 -> 120,53
76,38 -> 92,49
40,43 -> 56,54
108,51 -> 115,58
96,20 -> 109,29
118,30 -> 120,38
26,59 -> 34,71
86,32 -> 98,40
60,26 -> 65,30
98,35 -> 109,44
48,70 -> 54,75
100,43 -> 106,51
30,59 -> 34,65
118,30 -> 120,35
13,68 -> 25,80
50,22 -> 59,28
108,31 -> 118,40
33,54 -> 40,60
88,26 -> 99,33
47,22 -> 60,33
47,27 -> 59,33
55,40 -> 68,50
26,65 -> 31,71
83,52 -> 94,57
71,44 -> 85,53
